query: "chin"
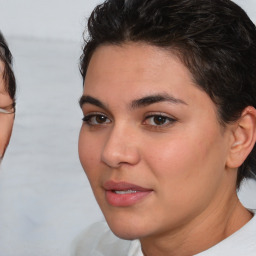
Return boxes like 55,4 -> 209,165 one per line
109,224 -> 144,240
104,213 -> 150,240
97,197 -> 156,240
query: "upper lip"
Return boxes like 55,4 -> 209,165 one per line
103,180 -> 152,192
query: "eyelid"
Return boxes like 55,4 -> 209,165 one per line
143,112 -> 177,127
144,111 -> 177,120
81,104 -> 113,118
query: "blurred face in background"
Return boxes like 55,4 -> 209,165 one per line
0,61 -> 14,160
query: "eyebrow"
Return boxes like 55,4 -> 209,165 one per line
79,95 -> 107,110
79,93 -> 187,110
130,93 -> 187,109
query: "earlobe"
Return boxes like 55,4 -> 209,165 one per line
226,106 -> 256,169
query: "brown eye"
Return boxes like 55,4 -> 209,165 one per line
144,114 -> 176,126
95,115 -> 108,124
153,116 -> 167,125
82,114 -> 111,125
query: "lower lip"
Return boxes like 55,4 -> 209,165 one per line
105,190 -> 152,207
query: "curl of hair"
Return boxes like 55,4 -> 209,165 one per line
80,0 -> 256,188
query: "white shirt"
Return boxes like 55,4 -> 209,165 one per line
71,210 -> 256,256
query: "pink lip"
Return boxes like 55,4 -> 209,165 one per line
103,181 -> 153,207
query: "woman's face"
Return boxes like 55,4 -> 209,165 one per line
79,43 -> 234,240
0,61 -> 14,159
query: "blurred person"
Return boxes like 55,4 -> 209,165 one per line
0,31 -> 16,162
73,0 -> 256,255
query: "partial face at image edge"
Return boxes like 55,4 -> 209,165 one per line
0,61 -> 15,160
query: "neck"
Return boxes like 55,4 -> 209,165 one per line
140,192 -> 252,256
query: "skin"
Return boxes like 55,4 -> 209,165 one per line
0,61 -> 14,159
79,43 -> 253,256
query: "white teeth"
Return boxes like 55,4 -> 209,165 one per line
114,190 -> 138,194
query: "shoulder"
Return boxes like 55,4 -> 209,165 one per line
70,221 -> 135,256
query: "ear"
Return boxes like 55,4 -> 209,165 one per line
226,106 -> 256,169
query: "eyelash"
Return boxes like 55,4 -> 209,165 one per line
82,112 -> 177,128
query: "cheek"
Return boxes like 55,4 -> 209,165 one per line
144,134 -> 205,178
139,132 -> 226,226
143,126 -> 226,199
78,128 -> 102,180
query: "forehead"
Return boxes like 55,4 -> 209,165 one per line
84,43 -> 197,100
87,42 -> 187,75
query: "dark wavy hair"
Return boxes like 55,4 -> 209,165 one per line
0,31 -> 16,103
80,0 -> 256,188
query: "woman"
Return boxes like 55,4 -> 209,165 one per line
73,0 -> 256,255
0,31 -> 16,162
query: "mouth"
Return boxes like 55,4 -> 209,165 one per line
103,181 -> 153,207
113,190 -> 138,194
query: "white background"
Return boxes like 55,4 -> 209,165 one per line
0,0 -> 255,41
0,1 -> 255,256
0,0 -> 102,42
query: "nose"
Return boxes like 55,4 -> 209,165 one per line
101,125 -> 140,168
